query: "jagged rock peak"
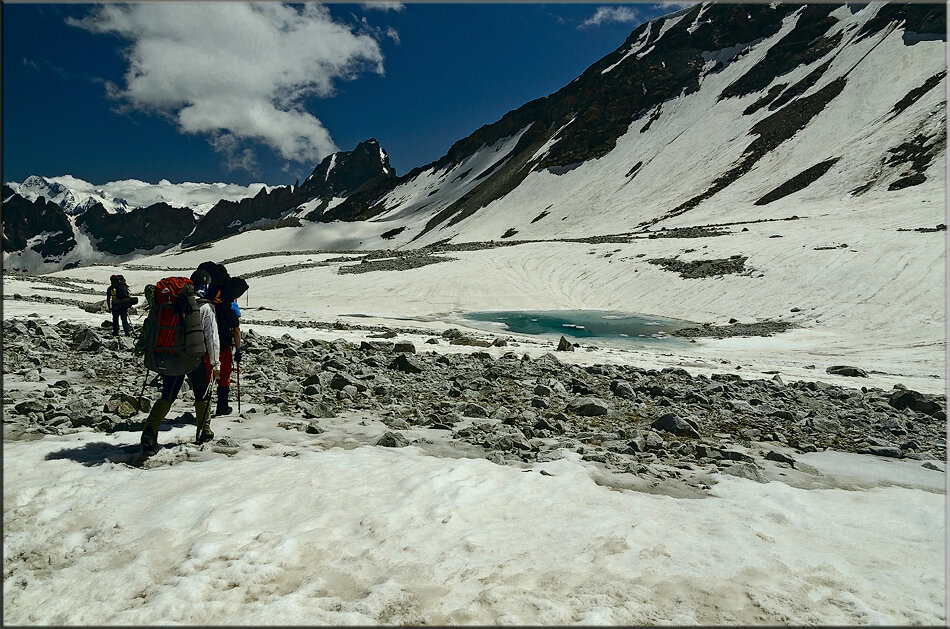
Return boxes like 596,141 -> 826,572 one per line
303,139 -> 395,191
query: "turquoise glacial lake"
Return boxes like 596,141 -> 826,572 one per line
461,310 -> 693,345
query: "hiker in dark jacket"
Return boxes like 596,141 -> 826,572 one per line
214,299 -> 243,416
106,274 -> 132,337
140,268 -> 221,454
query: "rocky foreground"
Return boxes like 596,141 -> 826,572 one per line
3,315 -> 946,488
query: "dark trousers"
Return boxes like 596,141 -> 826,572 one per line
160,355 -> 213,403
112,307 -> 130,336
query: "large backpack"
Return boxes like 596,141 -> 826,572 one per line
137,277 -> 207,375
111,275 -> 136,309
114,276 -> 130,300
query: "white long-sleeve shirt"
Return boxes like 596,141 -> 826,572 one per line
199,301 -> 221,370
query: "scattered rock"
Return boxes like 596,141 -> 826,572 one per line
566,397 -> 610,416
377,432 -> 409,448
389,354 -> 424,374
393,341 -> 416,354
826,365 -> 868,377
721,462 -> 769,483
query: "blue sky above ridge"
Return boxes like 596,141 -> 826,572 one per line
3,2 -> 693,187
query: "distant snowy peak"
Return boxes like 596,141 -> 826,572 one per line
4,174 -> 270,217
14,175 -> 83,213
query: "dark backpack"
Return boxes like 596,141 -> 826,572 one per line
114,278 -> 130,300
138,277 -> 208,375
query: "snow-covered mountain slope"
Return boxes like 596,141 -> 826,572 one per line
327,2 -> 945,249
4,174 -> 270,216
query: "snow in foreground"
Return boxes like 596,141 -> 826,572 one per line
3,418 -> 945,625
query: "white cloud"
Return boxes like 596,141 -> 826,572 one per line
580,6 -> 643,29
653,2 -> 699,12
361,2 -> 404,11
68,3 -> 385,171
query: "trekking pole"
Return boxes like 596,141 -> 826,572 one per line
136,367 -> 149,412
236,358 -> 241,413
198,378 -> 215,443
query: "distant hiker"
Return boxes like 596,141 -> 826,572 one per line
106,274 -> 133,337
140,268 -> 221,454
215,298 -> 243,416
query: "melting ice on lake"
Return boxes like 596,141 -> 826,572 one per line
461,310 -> 694,344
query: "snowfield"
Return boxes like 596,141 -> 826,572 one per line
3,423 -> 945,625
3,206 -> 947,623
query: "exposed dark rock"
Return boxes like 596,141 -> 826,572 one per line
891,70 -> 947,118
557,336 -> 575,352
888,388 -> 944,418
720,4 -> 840,100
377,432 -> 409,448
673,320 -> 795,339
765,450 -> 796,465
755,158 -> 840,205
648,255 -> 748,279
380,226 -> 407,240
826,365 -> 868,378
389,354 -> 424,374
393,341 -> 416,354
885,130 -> 946,191
77,202 -> 195,255
651,412 -> 697,436
2,193 -> 76,259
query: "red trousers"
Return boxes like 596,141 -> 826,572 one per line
219,346 -> 233,387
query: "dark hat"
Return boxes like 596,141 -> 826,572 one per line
190,269 -> 212,293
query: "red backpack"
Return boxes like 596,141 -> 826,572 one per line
141,277 -> 207,375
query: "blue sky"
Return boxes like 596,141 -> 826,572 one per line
3,3 -> 690,187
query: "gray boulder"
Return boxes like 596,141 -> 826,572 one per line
765,450 -> 796,465
651,412 -> 698,436
377,431 -> 409,447
298,400 -> 336,419
72,328 -> 103,352
389,354 -> 424,374
360,340 -> 394,353
721,462 -> 769,483
330,372 -> 367,392
888,388 -> 944,418
566,397 -> 610,416
556,336 -> 575,352
393,341 -> 416,354
609,380 -> 636,399
461,403 -> 489,418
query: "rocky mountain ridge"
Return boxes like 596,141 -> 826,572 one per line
3,2 -> 945,272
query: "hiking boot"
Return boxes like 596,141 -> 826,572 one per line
215,386 -> 232,416
196,428 -> 215,444
140,428 -> 160,455
195,400 -> 214,444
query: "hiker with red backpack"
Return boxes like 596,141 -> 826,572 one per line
139,268 -> 221,455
